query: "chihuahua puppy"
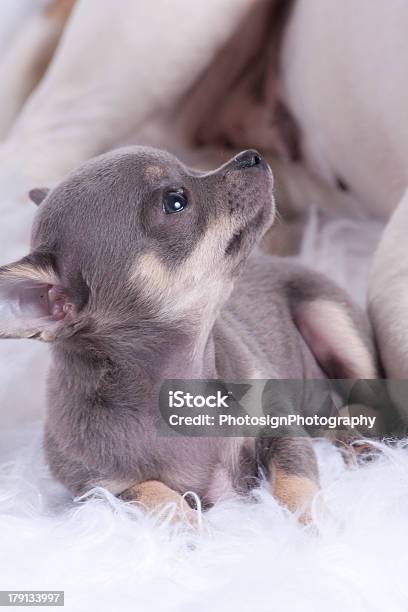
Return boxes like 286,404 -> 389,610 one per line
0,147 -> 377,522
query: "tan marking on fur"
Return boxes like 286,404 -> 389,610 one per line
272,466 -> 320,524
134,252 -> 169,297
301,300 -> 377,379
1,263 -> 57,285
130,220 -> 236,362
144,166 -> 167,182
129,217 -> 241,363
121,480 -> 197,526
45,0 -> 76,22
129,219 -> 233,321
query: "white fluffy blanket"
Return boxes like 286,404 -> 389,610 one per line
1,3 -> 406,611
2,426 -> 408,612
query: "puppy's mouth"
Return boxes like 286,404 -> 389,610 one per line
225,208 -> 265,256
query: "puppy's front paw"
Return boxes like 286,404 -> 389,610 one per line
120,480 -> 198,527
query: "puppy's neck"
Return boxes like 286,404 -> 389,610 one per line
54,315 -> 218,399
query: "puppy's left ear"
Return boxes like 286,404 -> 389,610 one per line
0,253 -> 78,341
29,188 -> 50,206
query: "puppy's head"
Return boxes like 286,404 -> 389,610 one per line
0,146 -> 274,341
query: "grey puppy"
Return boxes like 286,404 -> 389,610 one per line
0,147 -> 377,522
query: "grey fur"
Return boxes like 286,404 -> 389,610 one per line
0,147 -> 377,504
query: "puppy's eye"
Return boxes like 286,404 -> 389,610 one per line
163,192 -> 187,214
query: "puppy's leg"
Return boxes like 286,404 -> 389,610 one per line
286,268 -> 395,440
257,437 -> 320,523
0,0 -> 75,139
286,268 -> 378,380
120,480 -> 197,526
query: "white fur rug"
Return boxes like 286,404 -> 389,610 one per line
1,3 -> 406,611
2,426 -> 408,612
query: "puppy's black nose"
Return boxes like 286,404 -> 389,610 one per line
234,149 -> 263,169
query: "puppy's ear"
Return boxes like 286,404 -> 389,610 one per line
28,188 -> 50,206
293,299 -> 377,379
0,253 -> 77,341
